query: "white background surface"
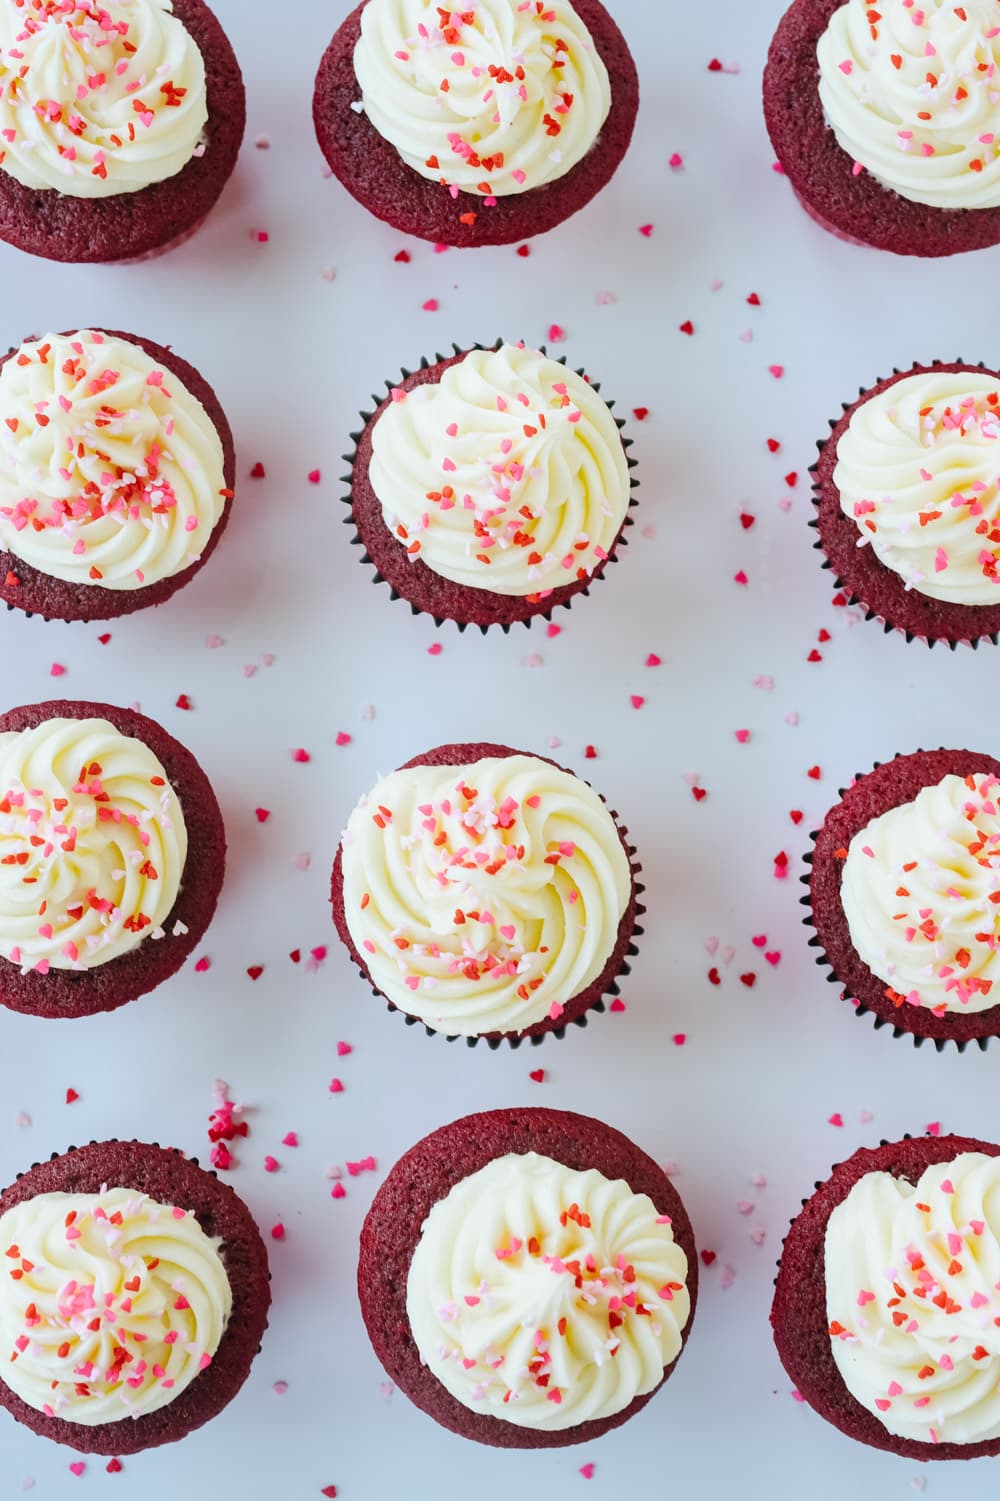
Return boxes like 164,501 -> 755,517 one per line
0,0 -> 999,1495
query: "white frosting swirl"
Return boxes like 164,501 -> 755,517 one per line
340,754 -> 631,1037
0,0 -> 207,199
353,0 -> 611,197
840,771 -> 1000,1016
835,371 -> 1000,605
0,1185 -> 231,1425
826,1152 -> 1000,1444
0,716 -> 188,974
368,345 -> 630,598
817,0 -> 1000,209
0,331 -> 228,591
407,1152 -> 690,1430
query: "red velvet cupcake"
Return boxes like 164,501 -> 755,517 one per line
344,341 -> 636,631
0,329 -> 235,624
812,362 -> 1000,647
0,1139 -> 270,1455
359,1108 -> 697,1448
805,748 -> 1000,1050
331,742 -> 643,1047
0,699 -> 226,1019
764,0 -> 1000,257
0,0 -> 245,264
313,0 -> 639,248
773,1134 -> 1000,1458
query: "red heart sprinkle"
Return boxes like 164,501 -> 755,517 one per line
818,628 -> 831,642
700,1249 -> 717,1266
250,462 -> 265,479
65,1088 -> 79,1104
247,966 -> 264,981
679,320 -> 695,336
516,244 -> 530,257
707,968 -> 721,986
784,472 -> 798,488
106,1459 -> 122,1473
692,786 -> 708,802
747,292 -> 761,306
584,745 -> 598,759
394,250 -> 411,262
832,592 -> 848,607
97,632 -> 111,645
789,810 -> 803,824
289,949 -> 301,964
255,808 -> 270,823
175,693 -> 192,710
740,512 -> 755,530
529,1069 -> 545,1083
767,438 -> 781,453
708,57 -> 723,70
807,766 -> 821,780
632,406 -> 649,421
807,649 -> 822,662
740,972 -> 757,988
321,1489 -> 338,1499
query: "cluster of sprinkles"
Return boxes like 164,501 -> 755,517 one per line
851,388 -> 1000,585
438,1205 -> 681,1408
4,1194 -> 213,1417
359,775 -> 585,1019
0,1 -> 192,184
390,3 -> 580,217
839,772 -> 1000,1013
0,753 -> 168,973
838,0 -> 1000,177
390,359 -> 610,598
829,1173 -> 999,1442
0,335 -> 230,585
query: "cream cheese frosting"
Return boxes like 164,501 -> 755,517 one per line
0,1185 -> 231,1425
826,1152 -> 1000,1444
840,771 -> 1000,1016
0,331 -> 228,592
834,370 -> 1000,606
368,344 -> 630,598
0,716 -> 187,974
340,753 -> 631,1037
817,0 -> 1000,210
407,1152 -> 689,1430
0,0 -> 208,199
353,0 -> 611,198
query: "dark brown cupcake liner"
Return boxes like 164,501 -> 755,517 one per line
811,359 -> 1000,649
331,741 -> 644,1049
341,340 -> 638,634
0,329 -> 236,624
359,1107 -> 698,1449
0,699 -> 226,1020
772,1134 -> 1000,1459
801,747 -> 1000,1052
0,1139 -> 270,1455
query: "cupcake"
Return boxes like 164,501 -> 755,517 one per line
331,741 -> 642,1047
772,1133 -> 1000,1458
0,0 -> 245,264
344,341 -> 636,631
0,1139 -> 270,1454
359,1107 -> 697,1448
313,0 -> 639,248
0,699 -> 226,1019
764,0 -> 1000,256
812,362 -> 1000,646
0,329 -> 235,624
805,748 -> 1000,1050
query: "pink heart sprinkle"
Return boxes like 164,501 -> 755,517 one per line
769,365 -> 785,379
752,935 -> 766,948
926,1121 -> 941,1136
609,998 -> 626,1013
336,1041 -> 352,1057
735,729 -> 750,743
785,711 -> 799,726
264,1156 -> 279,1173
765,951 -> 781,966
580,1464 -> 596,1480
282,1132 -> 298,1147
638,224 -> 653,237
69,1464 -> 85,1478
739,329 -> 753,343
828,1113 -> 844,1128
335,731 -> 352,747
705,937 -> 719,955
331,1183 -> 346,1199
